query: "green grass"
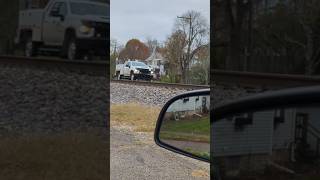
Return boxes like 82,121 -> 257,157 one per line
160,132 -> 210,142
162,116 -> 209,134
160,116 -> 210,142
184,148 -> 210,160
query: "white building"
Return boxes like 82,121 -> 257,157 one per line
145,47 -> 167,76
167,95 -> 210,114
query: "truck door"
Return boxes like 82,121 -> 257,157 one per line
43,1 -> 67,45
124,62 -> 131,76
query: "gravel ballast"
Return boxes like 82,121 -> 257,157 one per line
111,82 -> 263,107
110,82 -> 188,106
0,66 -> 108,136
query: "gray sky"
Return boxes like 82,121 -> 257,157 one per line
111,0 -> 210,45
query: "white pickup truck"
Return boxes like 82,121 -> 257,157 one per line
115,60 -> 154,81
15,0 -> 109,60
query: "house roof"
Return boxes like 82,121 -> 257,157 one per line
146,47 -> 167,62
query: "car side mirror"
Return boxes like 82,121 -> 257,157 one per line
154,89 -> 210,162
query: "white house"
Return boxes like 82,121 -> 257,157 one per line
167,95 -> 209,114
145,47 -> 167,76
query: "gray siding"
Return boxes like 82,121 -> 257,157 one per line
297,107 -> 320,151
213,111 -> 274,157
272,109 -> 296,149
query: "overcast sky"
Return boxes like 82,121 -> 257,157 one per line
111,0 -> 210,45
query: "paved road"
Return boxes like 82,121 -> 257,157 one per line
110,127 -> 209,180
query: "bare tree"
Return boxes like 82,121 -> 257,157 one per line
171,10 -> 209,83
290,0 -> 320,75
110,38 -> 120,76
110,39 -> 118,56
164,30 -> 187,82
197,44 -> 210,84
145,37 -> 159,55
263,0 -> 320,75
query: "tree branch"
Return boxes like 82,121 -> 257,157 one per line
283,35 -> 306,49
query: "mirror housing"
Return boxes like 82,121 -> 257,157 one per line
154,89 -> 210,163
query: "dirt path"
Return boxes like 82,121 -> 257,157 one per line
110,127 -> 210,180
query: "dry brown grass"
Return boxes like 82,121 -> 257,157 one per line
111,103 -> 161,132
0,130 -> 108,180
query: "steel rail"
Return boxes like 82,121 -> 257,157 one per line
0,55 -> 107,77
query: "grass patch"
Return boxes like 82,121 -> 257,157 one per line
160,116 -> 210,142
162,116 -> 209,135
160,132 -> 209,142
184,148 -> 210,160
111,103 -> 160,132
0,130 -> 108,180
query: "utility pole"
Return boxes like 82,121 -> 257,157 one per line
112,40 -> 119,64
177,15 -> 192,83
113,41 -> 117,56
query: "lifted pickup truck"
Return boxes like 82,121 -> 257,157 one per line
15,0 -> 109,60
115,60 -> 154,81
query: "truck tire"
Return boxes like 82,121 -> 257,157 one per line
116,72 -> 121,80
24,37 -> 37,57
66,37 -> 79,60
130,72 -> 135,81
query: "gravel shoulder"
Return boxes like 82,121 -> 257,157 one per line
110,82 -> 210,179
110,126 -> 209,180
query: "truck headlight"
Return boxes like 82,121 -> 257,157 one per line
79,25 -> 92,34
134,69 -> 140,73
80,20 -> 95,34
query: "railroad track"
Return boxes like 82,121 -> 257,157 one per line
0,55 -> 319,89
111,79 -> 209,89
0,55 -> 107,77
213,69 -> 320,89
112,70 -> 320,90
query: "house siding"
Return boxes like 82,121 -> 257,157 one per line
213,111 -> 274,157
272,109 -> 296,150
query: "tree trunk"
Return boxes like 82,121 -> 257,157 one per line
226,0 -> 247,71
303,23 -> 315,75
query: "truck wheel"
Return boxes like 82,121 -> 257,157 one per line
130,73 -> 135,81
24,38 -> 37,57
116,72 -> 121,80
67,38 -> 79,60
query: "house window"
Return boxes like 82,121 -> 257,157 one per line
274,109 -> 285,129
183,98 -> 189,103
234,113 -> 253,131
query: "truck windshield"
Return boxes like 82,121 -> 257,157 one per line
132,62 -> 147,67
70,2 -> 109,16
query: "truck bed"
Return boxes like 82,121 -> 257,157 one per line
18,9 -> 44,41
116,64 -> 124,71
